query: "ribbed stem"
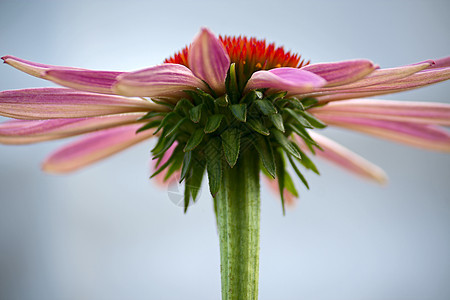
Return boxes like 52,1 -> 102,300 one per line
216,152 -> 260,300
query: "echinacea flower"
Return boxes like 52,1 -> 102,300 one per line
1,27 -> 449,299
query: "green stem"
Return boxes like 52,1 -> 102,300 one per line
216,151 -> 260,300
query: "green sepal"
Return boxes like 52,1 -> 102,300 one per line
252,136 -> 276,178
255,99 -> 277,115
285,97 -> 304,110
150,146 -> 179,179
189,157 -> 206,201
153,112 -> 177,135
230,104 -> 247,122
189,104 -> 203,123
246,118 -> 270,136
149,98 -> 175,109
179,151 -> 192,183
184,180 -> 191,213
136,119 -> 161,133
215,95 -> 229,107
290,142 -> 320,175
225,63 -> 239,104
283,108 -> 313,128
267,91 -> 287,102
152,133 -> 178,158
287,154 -> 309,189
273,148 -> 286,214
297,111 -> 327,129
300,97 -> 318,108
240,90 -> 263,104
183,89 -> 204,106
284,171 -> 299,198
269,113 -> 285,132
163,148 -> 184,181
221,128 -> 240,168
205,138 -> 222,196
174,98 -> 194,116
138,111 -> 166,121
204,114 -> 224,133
271,129 -> 301,159
184,128 -> 205,152
165,117 -> 186,137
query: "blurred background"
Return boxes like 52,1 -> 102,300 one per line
0,0 -> 449,299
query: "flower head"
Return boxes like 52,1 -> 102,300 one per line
1,28 -> 449,210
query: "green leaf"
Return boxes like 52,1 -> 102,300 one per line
269,113 -> 285,132
230,104 -> 247,122
221,128 -> 240,167
215,95 -> 229,107
283,108 -> 312,128
152,133 -> 178,158
183,89 -> 204,106
271,129 -> 301,159
255,99 -> 277,115
274,149 -> 286,214
150,147 -> 178,179
164,148 -> 184,181
136,119 -> 161,133
204,114 -> 224,133
252,136 -> 276,178
184,180 -> 191,213
290,142 -> 320,175
246,118 -> 270,136
287,155 -> 309,189
287,123 -> 317,146
184,128 -> 205,152
205,138 -> 222,196
297,111 -> 327,129
179,151 -> 192,183
189,104 -> 203,123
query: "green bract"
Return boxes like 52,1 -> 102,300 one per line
140,63 -> 325,212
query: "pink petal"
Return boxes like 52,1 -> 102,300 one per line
0,88 -> 162,119
112,63 -> 208,97
295,131 -> 387,184
245,68 -> 326,94
316,67 -> 450,102
2,56 -> 123,94
310,99 -> 450,126
42,123 -> 155,173
301,59 -> 376,87
428,56 -> 450,69
45,69 -> 123,94
188,28 -> 230,94
314,114 -> 450,152
317,60 -> 433,92
0,113 -> 147,144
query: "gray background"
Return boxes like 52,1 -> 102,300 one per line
0,0 -> 449,299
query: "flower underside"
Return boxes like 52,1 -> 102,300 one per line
145,62 -> 323,213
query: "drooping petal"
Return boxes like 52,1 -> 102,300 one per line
42,123 -> 155,173
314,114 -> 450,152
2,56 -> 123,94
0,88 -> 163,119
245,68 -> 326,94
45,69 -> 123,94
188,28 -> 230,94
0,113 -> 147,144
317,60 -> 434,92
294,131 -> 387,184
315,66 -> 450,103
112,63 -> 208,97
301,59 -> 376,87
309,99 -> 450,126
